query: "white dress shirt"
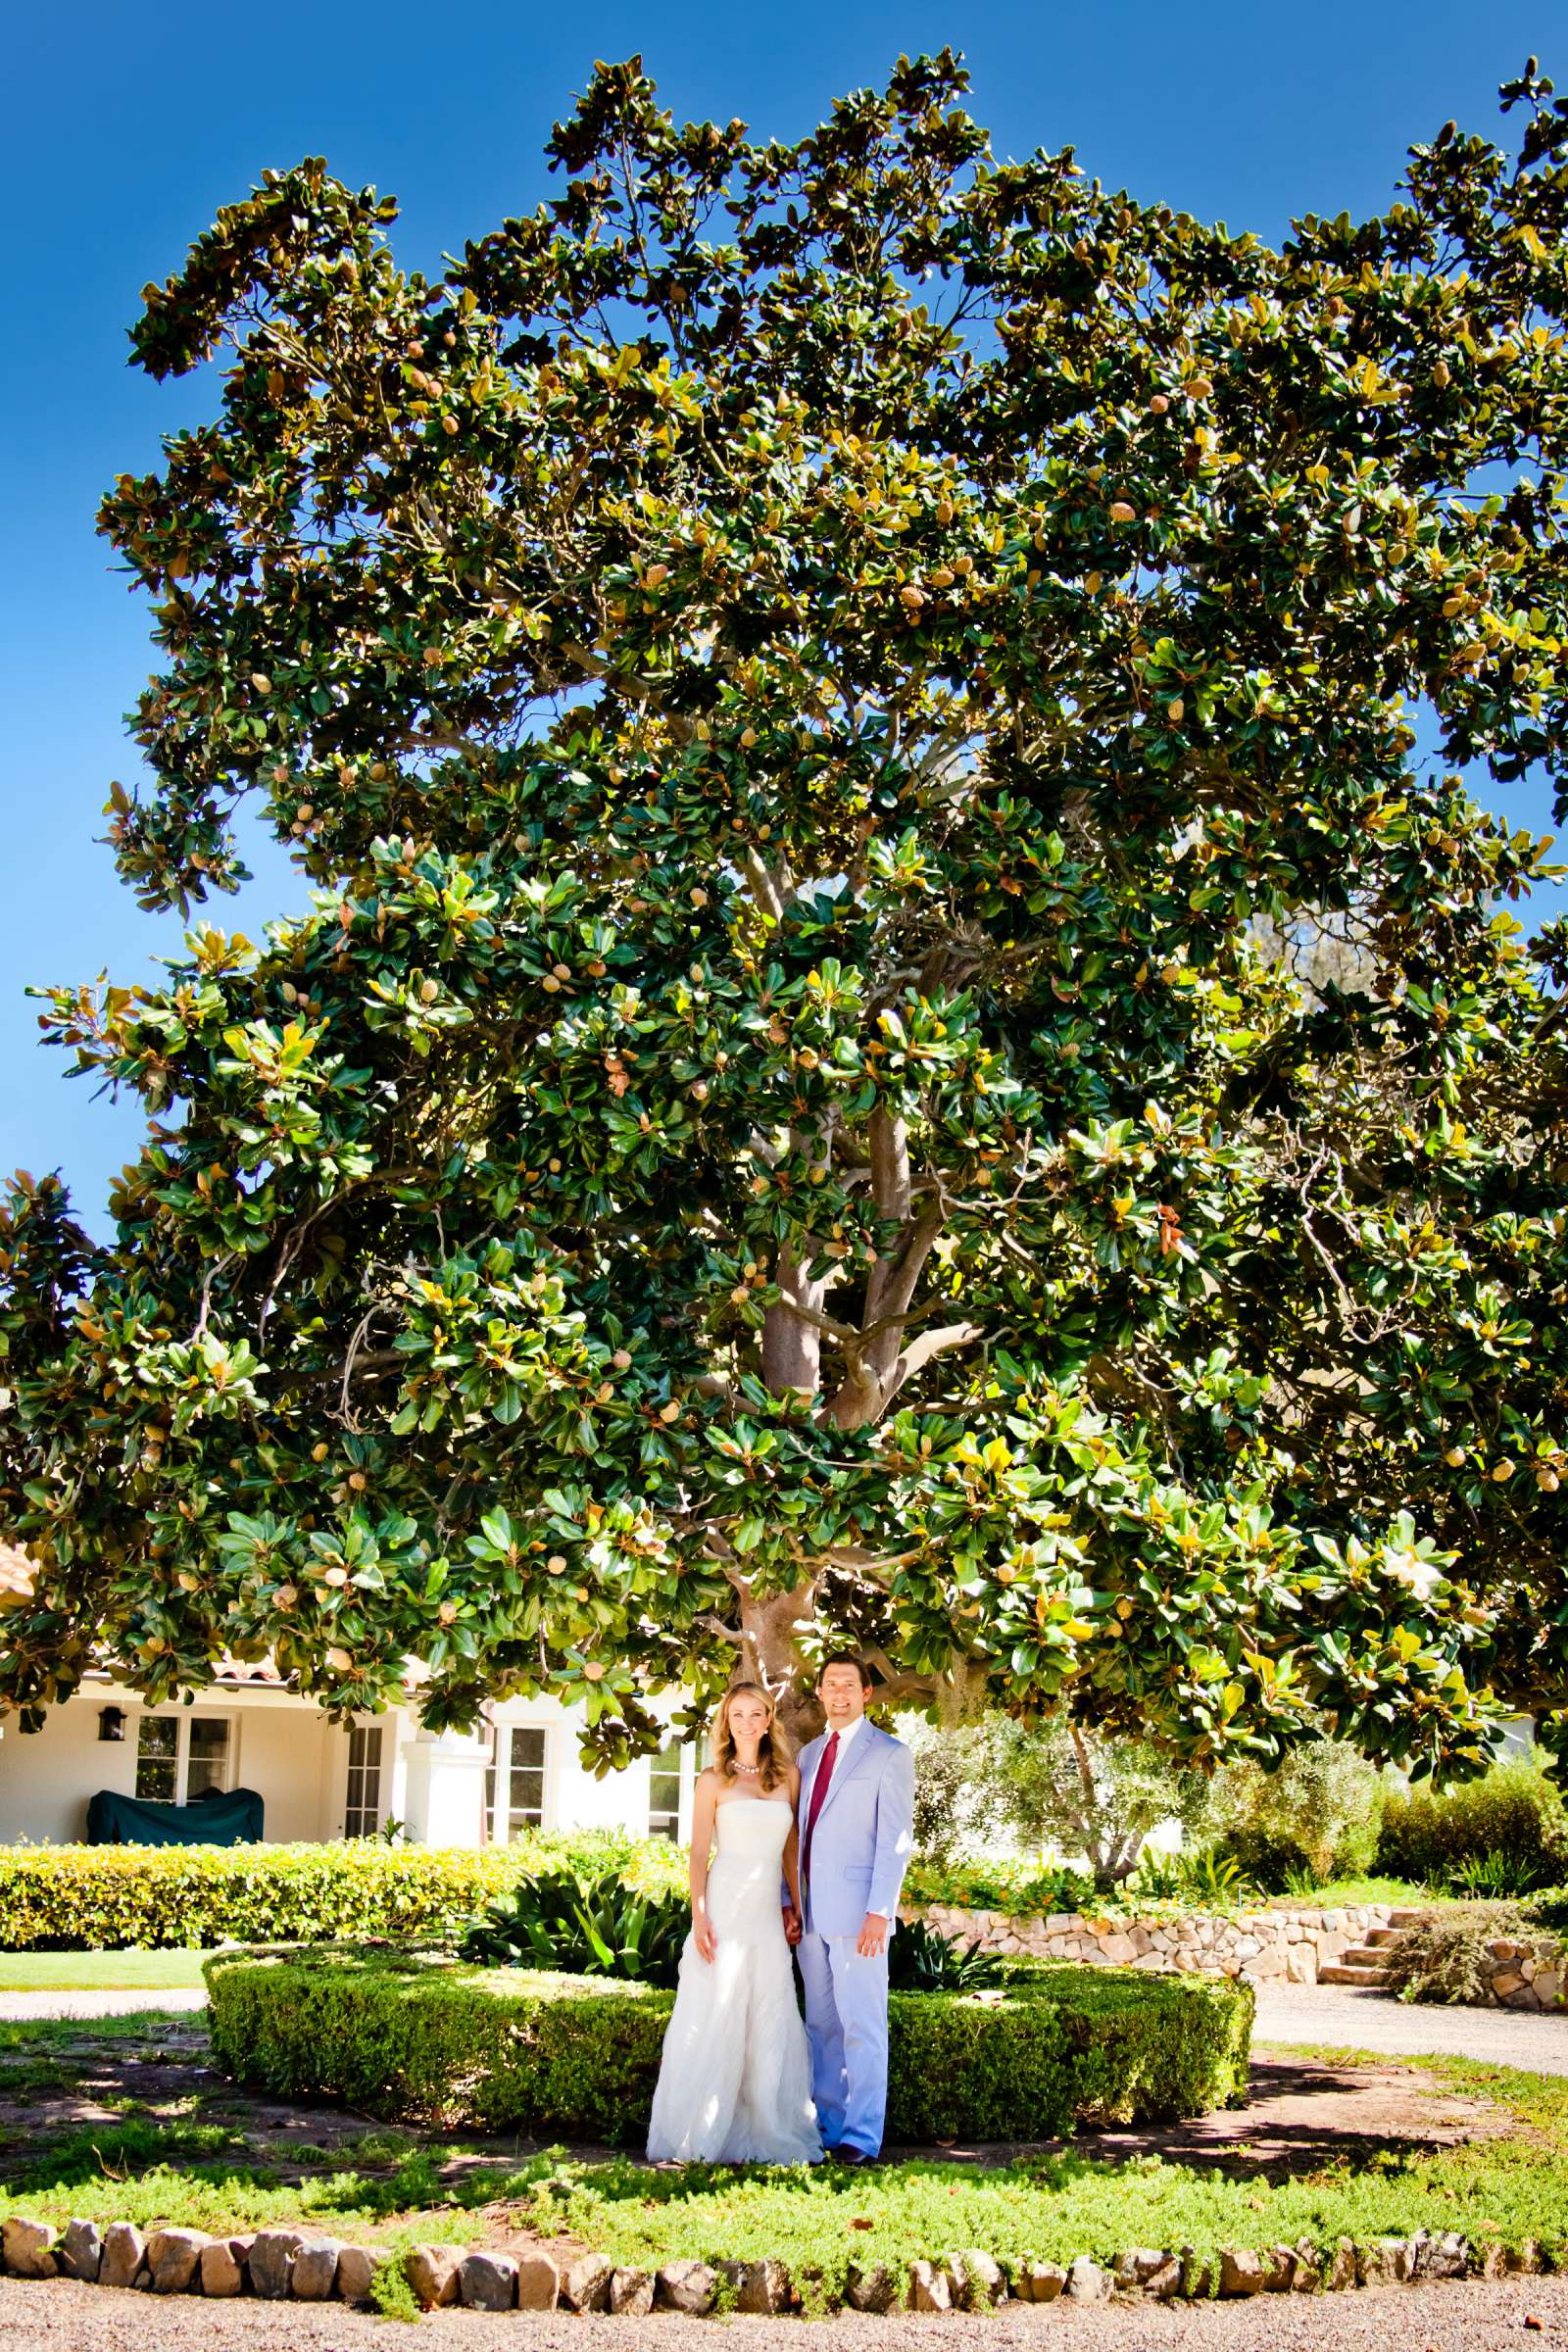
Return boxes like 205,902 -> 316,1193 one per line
820,1711 -> 865,1763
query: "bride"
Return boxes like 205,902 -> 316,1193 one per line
646,1682 -> 822,2165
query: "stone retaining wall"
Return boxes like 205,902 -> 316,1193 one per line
909,1900 -> 1395,1984
1483,1933 -> 1565,2012
911,1900 -> 1568,2010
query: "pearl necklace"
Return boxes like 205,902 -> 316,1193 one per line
731,1760 -> 762,1778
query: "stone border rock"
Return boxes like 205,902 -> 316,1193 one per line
0,2214 -> 1552,2314
1483,1932 -> 1567,2012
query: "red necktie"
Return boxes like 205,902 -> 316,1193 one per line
801,1730 -> 839,1884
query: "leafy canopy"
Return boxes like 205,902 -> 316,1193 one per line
5,54 -> 1568,1768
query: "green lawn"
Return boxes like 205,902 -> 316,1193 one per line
1262,1876 -> 1441,1909
0,1949 -> 209,1992
0,2042 -> 1563,2300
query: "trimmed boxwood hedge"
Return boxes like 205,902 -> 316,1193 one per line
203,1945 -> 1252,2144
0,1833 -> 683,1951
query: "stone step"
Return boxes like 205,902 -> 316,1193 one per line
1387,1908 -> 1427,1928
1319,1961 -> 1392,1986
1339,1945 -> 1393,1970
1363,1927 -> 1402,1947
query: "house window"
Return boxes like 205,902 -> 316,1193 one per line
135,1714 -> 232,1804
649,1740 -> 685,1841
187,1718 -> 230,1798
343,1723 -> 384,1838
486,1725 -> 548,1841
134,1716 -> 179,1801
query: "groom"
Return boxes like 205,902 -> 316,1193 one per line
787,1653 -> 915,2166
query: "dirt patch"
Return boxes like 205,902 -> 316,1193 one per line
1086,2053 -> 1517,2175
890,2054 -> 1517,2178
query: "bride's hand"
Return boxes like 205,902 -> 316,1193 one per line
695,1917 -> 718,1964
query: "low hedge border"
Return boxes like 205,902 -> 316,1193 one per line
0,2214 -> 1551,2313
201,1946 -> 1254,2141
0,1835 -> 681,1952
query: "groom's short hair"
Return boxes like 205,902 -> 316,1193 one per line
818,1650 -> 874,1690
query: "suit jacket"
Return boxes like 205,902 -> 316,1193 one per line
795,1721 -> 915,1938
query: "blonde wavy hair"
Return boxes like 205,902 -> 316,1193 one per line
711,1681 -> 789,1793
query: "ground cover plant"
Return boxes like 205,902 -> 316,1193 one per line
0,2007 -> 1563,2300
1382,1899 -> 1568,2004
3,58 -> 1568,1785
506,2065 -> 1568,2300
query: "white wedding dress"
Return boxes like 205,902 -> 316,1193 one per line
646,1796 -> 823,2165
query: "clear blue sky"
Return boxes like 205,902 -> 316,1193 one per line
2,0 -> 1558,1231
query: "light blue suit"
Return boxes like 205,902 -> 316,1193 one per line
794,1721 -> 915,2156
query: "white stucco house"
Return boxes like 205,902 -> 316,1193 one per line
0,1662 -> 697,1850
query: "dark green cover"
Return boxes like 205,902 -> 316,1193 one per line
85,1788 -> 266,1846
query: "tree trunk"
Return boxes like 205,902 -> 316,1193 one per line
732,1575 -> 825,1750
760,1249 -> 825,1395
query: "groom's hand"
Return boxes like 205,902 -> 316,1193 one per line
857,1912 -> 890,1959
781,1902 -> 803,1946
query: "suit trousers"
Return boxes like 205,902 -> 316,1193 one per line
797,1927 -> 890,2156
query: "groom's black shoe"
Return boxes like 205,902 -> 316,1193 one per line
830,2144 -> 877,2167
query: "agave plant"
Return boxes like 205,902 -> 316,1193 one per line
1176,1849 -> 1257,1905
568,1873 -> 690,1985
459,1869 -> 690,1985
888,1916 -> 1008,1992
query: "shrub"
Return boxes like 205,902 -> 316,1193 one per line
203,1946 -> 1252,2142
459,1869 -> 690,1984
1446,1849 -> 1546,1899
0,1831 -> 685,1951
1527,1887 -> 1568,1934
885,1917 -> 1007,1992
1382,1902 -> 1534,2004
1377,1755 -> 1568,1891
902,1853 -> 1090,1917
1127,1849 -> 1258,1906
1214,1741 -> 1386,1890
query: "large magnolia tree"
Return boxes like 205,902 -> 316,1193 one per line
6,54 -> 1568,1765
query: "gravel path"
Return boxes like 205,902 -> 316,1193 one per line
1254,1981 -> 1568,2073
0,1989 -> 208,2022
1,2275 -> 1566,2350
